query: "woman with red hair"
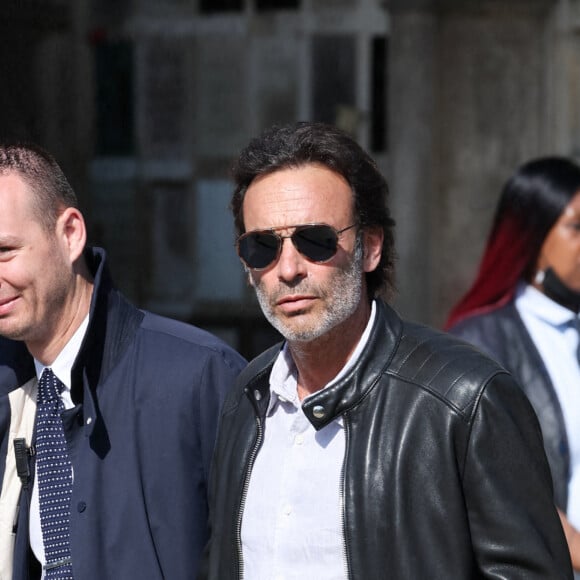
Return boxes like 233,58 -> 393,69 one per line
447,156 -> 580,574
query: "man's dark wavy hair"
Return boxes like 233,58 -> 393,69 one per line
231,122 -> 396,300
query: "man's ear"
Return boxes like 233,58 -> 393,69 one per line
56,207 -> 87,263
362,226 -> 383,273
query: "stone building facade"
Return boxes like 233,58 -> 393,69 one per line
2,0 -> 579,356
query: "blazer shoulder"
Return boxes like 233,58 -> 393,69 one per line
448,304 -> 524,363
139,310 -> 246,365
449,304 -> 520,340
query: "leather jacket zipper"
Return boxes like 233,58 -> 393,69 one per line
340,414 -> 352,580
235,411 -> 264,580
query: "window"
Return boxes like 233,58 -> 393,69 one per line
371,36 -> 387,152
199,0 -> 243,13
256,0 -> 299,10
94,40 -> 134,156
312,35 -> 356,126
199,0 -> 299,13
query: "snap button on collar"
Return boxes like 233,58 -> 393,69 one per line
312,405 -> 326,419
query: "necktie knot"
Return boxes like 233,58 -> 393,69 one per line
38,368 -> 64,405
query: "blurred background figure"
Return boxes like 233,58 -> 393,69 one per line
446,157 -> 580,575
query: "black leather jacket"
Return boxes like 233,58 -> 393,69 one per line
450,302 -> 570,511
201,301 -> 572,579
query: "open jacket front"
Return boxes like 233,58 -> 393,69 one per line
0,247 -> 245,580
202,301 -> 572,580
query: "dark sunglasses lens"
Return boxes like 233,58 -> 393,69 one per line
238,232 -> 280,269
293,225 -> 338,262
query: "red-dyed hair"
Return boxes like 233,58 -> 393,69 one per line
445,156 -> 580,329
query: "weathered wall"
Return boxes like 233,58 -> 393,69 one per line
388,0 -> 561,327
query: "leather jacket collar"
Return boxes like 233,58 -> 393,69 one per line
243,300 -> 403,430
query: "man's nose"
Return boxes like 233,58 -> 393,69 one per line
276,237 -> 307,282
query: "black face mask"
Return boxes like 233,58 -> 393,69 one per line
537,267 -> 580,313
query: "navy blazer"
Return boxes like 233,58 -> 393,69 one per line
0,247 -> 246,579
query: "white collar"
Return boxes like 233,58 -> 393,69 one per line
515,283 -> 577,328
34,314 -> 90,390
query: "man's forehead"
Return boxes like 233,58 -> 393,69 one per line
0,173 -> 45,229
245,165 -> 352,199
0,172 -> 34,202
244,176 -> 352,222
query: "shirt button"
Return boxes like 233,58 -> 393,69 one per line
295,434 -> 304,446
312,405 -> 326,419
86,417 -> 92,425
283,504 -> 292,516
254,389 -> 262,401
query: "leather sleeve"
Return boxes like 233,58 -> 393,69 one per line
463,371 -> 573,578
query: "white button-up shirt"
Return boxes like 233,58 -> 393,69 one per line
241,302 -> 376,580
516,284 -> 580,528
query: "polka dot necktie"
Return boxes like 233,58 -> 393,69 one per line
36,368 -> 74,579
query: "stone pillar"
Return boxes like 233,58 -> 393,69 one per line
387,0 -> 437,323
387,0 -> 558,328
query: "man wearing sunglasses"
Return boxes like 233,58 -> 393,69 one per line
200,122 -> 572,579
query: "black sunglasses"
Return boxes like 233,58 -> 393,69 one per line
236,223 -> 357,270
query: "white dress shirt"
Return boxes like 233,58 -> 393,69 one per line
30,315 -> 89,575
241,302 -> 376,580
515,284 -> 580,528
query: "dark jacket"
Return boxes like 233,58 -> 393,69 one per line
449,302 -> 570,511
0,247 -> 246,580
201,301 -> 572,579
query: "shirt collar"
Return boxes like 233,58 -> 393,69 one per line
516,283 -> 578,328
267,300 -> 378,415
34,314 -> 90,391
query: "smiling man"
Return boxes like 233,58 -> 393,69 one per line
0,142 -> 246,580
200,122 -> 573,579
